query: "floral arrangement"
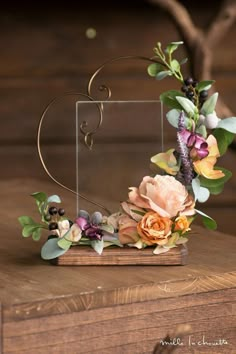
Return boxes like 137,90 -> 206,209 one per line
19,41 -> 236,260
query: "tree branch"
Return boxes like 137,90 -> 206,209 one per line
206,0 -> 236,49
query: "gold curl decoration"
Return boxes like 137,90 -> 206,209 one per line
37,56 -> 164,215
37,91 -> 111,215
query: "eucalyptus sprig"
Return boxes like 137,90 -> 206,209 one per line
148,41 -> 185,82
18,192 -> 62,241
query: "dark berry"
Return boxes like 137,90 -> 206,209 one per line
181,85 -> 188,93
192,80 -> 198,87
49,206 -> 58,215
49,222 -> 58,230
184,77 -> 194,86
44,214 -> 52,222
58,208 -> 65,216
200,90 -> 208,98
48,234 -> 58,240
186,90 -> 194,98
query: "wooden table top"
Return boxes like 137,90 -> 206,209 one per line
0,178 -> 235,322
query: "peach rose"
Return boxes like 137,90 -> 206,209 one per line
118,215 -> 140,245
129,175 -> 195,218
137,211 -> 173,246
174,215 -> 191,234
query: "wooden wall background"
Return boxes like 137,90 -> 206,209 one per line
1,0 -> 236,234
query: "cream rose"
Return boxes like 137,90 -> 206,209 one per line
118,215 -> 140,245
129,175 -> 195,218
137,211 -> 172,246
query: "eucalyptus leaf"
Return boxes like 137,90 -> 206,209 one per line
41,238 -> 68,260
175,96 -> 196,115
217,117 -> 236,133
57,237 -> 72,250
212,128 -> 235,155
147,63 -> 165,77
166,109 -> 190,128
192,178 -> 210,203
195,209 -> 217,230
100,224 -> 115,234
156,70 -> 172,80
153,245 -> 170,255
47,195 -> 61,203
160,90 -> 184,110
201,92 -> 218,115
196,80 -> 215,92
91,239 -> 104,255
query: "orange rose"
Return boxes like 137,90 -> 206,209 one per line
174,215 -> 191,234
137,211 -> 172,246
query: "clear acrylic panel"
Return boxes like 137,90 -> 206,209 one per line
76,100 -> 163,215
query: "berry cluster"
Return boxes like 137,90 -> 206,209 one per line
46,206 -> 65,231
181,77 -> 208,108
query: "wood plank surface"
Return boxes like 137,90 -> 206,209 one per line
52,244 -> 188,266
0,177 -> 235,353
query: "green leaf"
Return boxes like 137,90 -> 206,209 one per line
160,90 -> 185,110
170,59 -> 180,72
32,228 -> 42,241
47,195 -> 61,204
31,192 -> 47,203
147,63 -> 165,77
57,237 -> 72,250
41,238 -> 68,260
18,216 -> 35,227
201,92 -> 218,115
91,239 -> 104,255
156,70 -> 172,80
217,117 -> 236,133
165,41 -> 183,55
196,80 -> 215,92
195,209 -> 217,230
175,96 -> 196,115
213,128 -> 235,155
22,224 -> 42,238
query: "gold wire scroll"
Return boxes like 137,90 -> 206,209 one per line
37,56 -> 161,215
37,92 -> 111,214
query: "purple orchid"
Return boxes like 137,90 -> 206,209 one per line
76,212 -> 103,241
180,129 -> 209,159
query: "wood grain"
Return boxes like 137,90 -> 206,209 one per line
52,244 -> 188,266
0,178 -> 235,353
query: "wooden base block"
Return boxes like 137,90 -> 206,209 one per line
51,245 -> 188,266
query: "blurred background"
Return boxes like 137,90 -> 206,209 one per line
1,0 -> 235,234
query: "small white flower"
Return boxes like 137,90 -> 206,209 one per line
204,112 -> 220,129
